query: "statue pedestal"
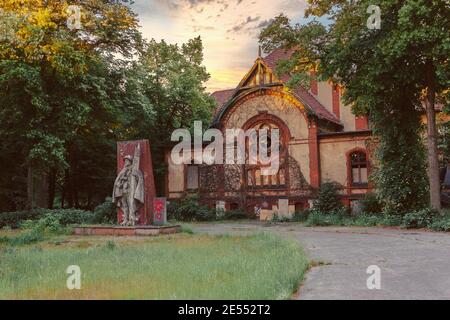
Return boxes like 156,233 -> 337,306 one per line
74,225 -> 181,236
116,140 -> 156,225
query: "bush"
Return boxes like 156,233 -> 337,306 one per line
345,214 -> 380,227
4,213 -> 74,246
93,198 -> 116,224
377,214 -> 402,226
303,211 -> 402,228
428,215 -> 450,232
45,209 -> 95,225
313,182 -> 344,214
291,210 -> 309,222
0,208 -> 95,229
305,211 -> 344,227
361,193 -> 383,214
402,208 -> 438,229
0,210 -> 44,229
168,195 -> 215,221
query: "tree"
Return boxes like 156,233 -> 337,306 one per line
136,37 -> 215,194
259,0 -> 449,212
0,0 -> 142,209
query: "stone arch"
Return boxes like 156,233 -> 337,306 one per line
218,87 -> 310,129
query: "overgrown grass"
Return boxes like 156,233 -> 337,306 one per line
0,233 -> 308,300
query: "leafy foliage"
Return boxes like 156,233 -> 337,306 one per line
168,194 -> 215,222
92,198 -> 116,224
304,211 -> 402,227
0,2 -> 213,211
0,208 -> 95,229
136,38 -> 215,190
313,182 -> 344,214
428,213 -> 450,232
259,0 -> 449,213
402,208 -> 439,229
360,193 -> 383,215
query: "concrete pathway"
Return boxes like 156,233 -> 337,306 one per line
191,222 -> 450,300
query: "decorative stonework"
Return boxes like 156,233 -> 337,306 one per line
199,164 -> 220,193
288,156 -> 310,190
221,88 -> 308,128
224,164 -> 242,191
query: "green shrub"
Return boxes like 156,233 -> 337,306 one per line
361,193 -> 383,214
2,212 -> 78,246
428,215 -> 450,232
313,182 -> 344,214
93,198 -> 116,224
378,214 -> 402,226
402,208 -> 438,229
305,211 -> 344,227
0,208 -> 95,229
45,209 -> 95,226
345,214 -> 379,227
167,195 -> 215,221
291,210 -> 310,222
0,210 -> 44,229
303,211 -> 402,228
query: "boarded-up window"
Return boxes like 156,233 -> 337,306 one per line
186,165 -> 199,190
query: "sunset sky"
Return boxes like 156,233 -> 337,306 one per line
131,0 -> 309,93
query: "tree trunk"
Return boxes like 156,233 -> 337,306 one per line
425,61 -> 441,210
65,170 -> 74,208
27,163 -> 49,209
61,180 -> 65,209
47,167 -> 56,209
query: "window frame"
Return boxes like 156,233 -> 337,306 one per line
185,164 -> 200,191
347,149 -> 369,188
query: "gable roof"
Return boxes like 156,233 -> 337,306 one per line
211,88 -> 235,116
262,48 -> 295,82
210,48 -> 342,127
292,87 -> 341,125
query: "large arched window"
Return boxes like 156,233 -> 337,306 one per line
245,121 -> 287,189
349,151 -> 368,186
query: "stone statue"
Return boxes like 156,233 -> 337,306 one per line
112,144 -> 145,226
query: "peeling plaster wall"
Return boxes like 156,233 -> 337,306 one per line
316,80 -> 333,114
319,137 -> 369,186
340,98 -> 356,131
289,143 -> 310,184
224,94 -> 308,140
167,154 -> 184,198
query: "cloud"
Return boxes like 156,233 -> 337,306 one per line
256,19 -> 272,29
131,0 -> 308,91
193,25 -> 216,32
227,16 -> 260,33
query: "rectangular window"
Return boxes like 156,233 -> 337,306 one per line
186,165 -> 199,190
350,152 -> 368,186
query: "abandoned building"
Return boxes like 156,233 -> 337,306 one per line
165,48 -> 372,217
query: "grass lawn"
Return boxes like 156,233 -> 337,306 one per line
0,231 -> 308,299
